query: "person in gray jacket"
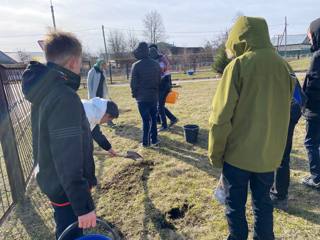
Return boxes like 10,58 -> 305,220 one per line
87,59 -> 115,127
130,42 -> 161,147
87,59 -> 109,99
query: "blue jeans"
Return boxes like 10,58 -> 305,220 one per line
223,162 -> 275,240
53,204 -> 82,240
137,101 -> 158,146
305,118 -> 320,181
158,90 -> 177,128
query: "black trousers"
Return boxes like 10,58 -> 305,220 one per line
223,162 -> 275,240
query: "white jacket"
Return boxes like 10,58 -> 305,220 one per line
87,68 -> 109,99
81,97 -> 108,131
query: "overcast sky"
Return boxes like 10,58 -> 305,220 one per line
0,0 -> 319,54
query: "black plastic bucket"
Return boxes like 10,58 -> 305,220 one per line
183,124 -> 199,144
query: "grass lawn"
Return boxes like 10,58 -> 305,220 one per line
288,58 -> 311,72
171,70 -> 218,81
1,80 -> 320,239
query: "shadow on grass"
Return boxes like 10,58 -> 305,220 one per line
115,124 -> 218,178
290,155 -> 310,173
281,180 -> 320,225
15,183 -> 55,239
141,164 -> 185,240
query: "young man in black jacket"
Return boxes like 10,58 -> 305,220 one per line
22,31 -> 96,239
302,18 -> 320,188
130,42 -> 161,147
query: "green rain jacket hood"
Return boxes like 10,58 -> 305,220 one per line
208,16 -> 295,173
225,16 -> 273,57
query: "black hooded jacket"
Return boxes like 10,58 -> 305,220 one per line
303,18 -> 320,119
130,42 -> 161,102
22,61 -> 96,216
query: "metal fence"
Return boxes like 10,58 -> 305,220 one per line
0,64 -> 33,224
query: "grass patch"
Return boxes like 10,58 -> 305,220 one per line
171,70 -> 218,81
288,58 -> 311,72
1,79 -> 320,239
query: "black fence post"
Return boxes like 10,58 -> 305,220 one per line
109,63 -> 113,84
0,67 -> 26,202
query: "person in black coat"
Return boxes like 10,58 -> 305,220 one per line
130,42 -> 161,147
302,18 -> 320,188
22,31 -> 96,240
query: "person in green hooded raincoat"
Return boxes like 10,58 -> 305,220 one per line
208,16 -> 295,239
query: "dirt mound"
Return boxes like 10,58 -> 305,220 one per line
100,160 -> 155,193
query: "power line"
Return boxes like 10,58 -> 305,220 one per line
0,20 -> 311,40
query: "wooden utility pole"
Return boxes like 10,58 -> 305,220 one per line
102,25 -> 112,84
50,0 -> 56,30
284,16 -> 288,57
102,25 -> 109,62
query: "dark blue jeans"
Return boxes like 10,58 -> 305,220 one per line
53,204 -> 82,240
223,162 -> 275,240
158,90 -> 177,128
138,101 -> 158,146
272,116 -> 300,199
305,118 -> 320,182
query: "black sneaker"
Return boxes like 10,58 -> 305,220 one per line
302,176 -> 320,189
169,119 -> 179,128
270,194 -> 288,211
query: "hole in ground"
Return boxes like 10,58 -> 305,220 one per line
167,202 -> 194,220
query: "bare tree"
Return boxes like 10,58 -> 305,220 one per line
108,30 -> 126,60
127,29 -> 139,52
143,10 -> 166,44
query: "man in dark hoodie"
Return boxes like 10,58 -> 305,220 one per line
22,31 -> 96,240
130,42 -> 161,147
270,79 -> 304,209
302,18 -> 320,188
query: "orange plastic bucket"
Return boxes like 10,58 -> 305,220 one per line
166,91 -> 179,104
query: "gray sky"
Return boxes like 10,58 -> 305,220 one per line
0,0 -> 319,54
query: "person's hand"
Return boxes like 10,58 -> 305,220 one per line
78,211 -> 96,229
108,148 -> 117,157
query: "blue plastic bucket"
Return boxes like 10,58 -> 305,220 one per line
77,234 -> 112,240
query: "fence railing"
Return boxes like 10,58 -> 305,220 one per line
0,64 -> 33,224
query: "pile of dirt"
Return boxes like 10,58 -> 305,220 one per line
99,160 -> 155,194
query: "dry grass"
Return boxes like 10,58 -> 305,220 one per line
1,80 -> 320,239
289,58 -> 311,72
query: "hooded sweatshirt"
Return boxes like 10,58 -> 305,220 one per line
22,61 -> 96,216
130,42 -> 161,102
208,16 -> 295,173
302,18 -> 320,119
82,97 -> 112,151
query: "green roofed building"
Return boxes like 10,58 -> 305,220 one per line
271,34 -> 312,58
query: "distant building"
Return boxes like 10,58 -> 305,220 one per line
271,34 -> 311,58
0,51 -> 17,64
